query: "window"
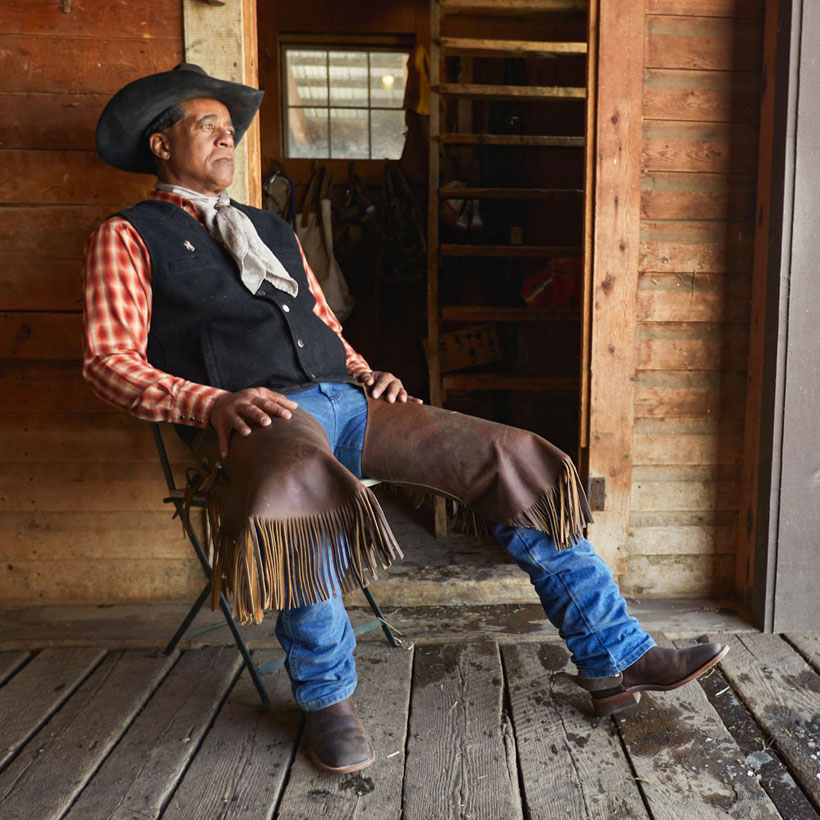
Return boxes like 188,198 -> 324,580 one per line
283,47 -> 409,160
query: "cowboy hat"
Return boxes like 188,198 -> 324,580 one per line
96,63 -> 264,174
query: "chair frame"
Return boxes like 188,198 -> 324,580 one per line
151,422 -> 409,710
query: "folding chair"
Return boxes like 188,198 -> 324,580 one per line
151,422 -> 410,710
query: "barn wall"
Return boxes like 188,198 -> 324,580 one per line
618,0 -> 765,597
0,1 -> 202,604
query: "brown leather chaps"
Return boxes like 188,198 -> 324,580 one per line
193,395 -> 592,624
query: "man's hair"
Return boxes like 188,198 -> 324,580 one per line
144,102 -> 187,148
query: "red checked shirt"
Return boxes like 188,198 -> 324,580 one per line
82,190 -> 371,428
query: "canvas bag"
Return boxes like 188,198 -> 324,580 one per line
296,166 -> 355,321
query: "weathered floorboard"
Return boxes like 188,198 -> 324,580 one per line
615,634 -> 780,819
0,650 -> 29,686
502,642 -> 648,819
679,638 -> 820,820
403,642 -> 523,820
0,647 -> 104,769
0,649 -> 176,820
716,633 -> 820,806
161,650 -> 300,820
276,642 -> 414,820
63,647 -> 242,820
785,633 -> 820,673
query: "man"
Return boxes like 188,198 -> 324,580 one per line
83,64 -> 728,775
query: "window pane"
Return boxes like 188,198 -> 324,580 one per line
370,109 -> 406,159
285,49 -> 328,106
289,108 -> 328,158
329,51 -> 369,108
370,52 -> 408,109
330,108 -> 369,159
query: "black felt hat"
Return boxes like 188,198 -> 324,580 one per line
95,63 -> 264,174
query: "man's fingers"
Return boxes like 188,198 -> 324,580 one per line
216,423 -> 230,459
255,398 -> 294,419
359,372 -> 375,386
385,380 -> 402,403
238,402 -> 271,427
370,372 -> 393,398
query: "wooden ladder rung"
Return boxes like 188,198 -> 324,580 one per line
439,133 -> 584,147
441,0 -> 588,16
439,186 -> 583,199
439,37 -> 587,57
437,83 -> 586,101
443,374 -> 579,391
441,306 -> 580,322
441,244 -> 582,258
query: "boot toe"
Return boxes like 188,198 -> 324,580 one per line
305,698 -> 375,774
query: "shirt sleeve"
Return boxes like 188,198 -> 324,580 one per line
296,236 -> 372,378
82,217 -> 228,428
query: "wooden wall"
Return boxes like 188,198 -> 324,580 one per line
0,0 -> 769,605
617,0 -> 765,597
0,1 -> 203,604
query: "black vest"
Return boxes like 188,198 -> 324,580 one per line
117,199 -> 352,395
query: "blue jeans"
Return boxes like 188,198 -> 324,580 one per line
274,382 -> 654,710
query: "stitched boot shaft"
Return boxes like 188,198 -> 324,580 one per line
305,697 -> 375,773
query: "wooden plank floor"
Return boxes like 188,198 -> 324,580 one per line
0,630 -> 818,819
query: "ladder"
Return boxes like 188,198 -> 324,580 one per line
426,0 -> 595,534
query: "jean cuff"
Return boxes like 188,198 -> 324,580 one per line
574,634 -> 656,679
297,681 -> 357,712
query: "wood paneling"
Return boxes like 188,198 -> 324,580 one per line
623,0 -> 764,599
642,122 -> 758,174
0,93 -> 104,151
0,312 -> 82,360
643,69 -> 760,123
645,16 -> 762,72
0,0 -> 187,607
0,0 -> 183,39
0,151 -> 153,205
646,0 -> 763,19
2,35 -> 182,94
641,172 -> 756,220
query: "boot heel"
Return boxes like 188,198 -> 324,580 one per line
593,690 -> 641,717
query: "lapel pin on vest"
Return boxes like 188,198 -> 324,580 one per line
184,240 -> 195,252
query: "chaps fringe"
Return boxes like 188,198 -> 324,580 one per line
507,458 -> 589,549
205,484 -> 403,625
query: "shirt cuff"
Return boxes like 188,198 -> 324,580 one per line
171,383 -> 228,428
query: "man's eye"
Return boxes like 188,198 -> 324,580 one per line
203,122 -> 214,130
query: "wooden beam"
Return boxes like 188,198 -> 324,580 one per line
586,0 -> 644,573
734,0 -> 778,610
182,0 -> 261,207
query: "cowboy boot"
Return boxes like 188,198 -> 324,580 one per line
575,642 -> 729,717
304,697 -> 375,774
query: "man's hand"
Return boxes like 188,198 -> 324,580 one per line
358,371 -> 423,404
210,387 -> 298,458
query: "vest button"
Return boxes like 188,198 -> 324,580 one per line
297,339 -> 305,348
282,304 -> 290,313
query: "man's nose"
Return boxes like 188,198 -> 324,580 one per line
218,128 -> 235,148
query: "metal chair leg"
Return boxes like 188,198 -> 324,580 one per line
361,585 -> 412,649
218,592 -> 272,710
164,582 -> 211,655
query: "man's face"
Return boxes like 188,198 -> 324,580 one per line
150,98 -> 236,195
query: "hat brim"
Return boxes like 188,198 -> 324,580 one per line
96,65 -> 264,174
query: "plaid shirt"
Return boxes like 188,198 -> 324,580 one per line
82,190 -> 370,428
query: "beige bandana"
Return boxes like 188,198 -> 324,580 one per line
156,182 -> 299,298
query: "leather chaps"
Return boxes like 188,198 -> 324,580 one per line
192,395 -> 592,624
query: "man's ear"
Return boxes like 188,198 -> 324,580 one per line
149,131 -> 171,160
